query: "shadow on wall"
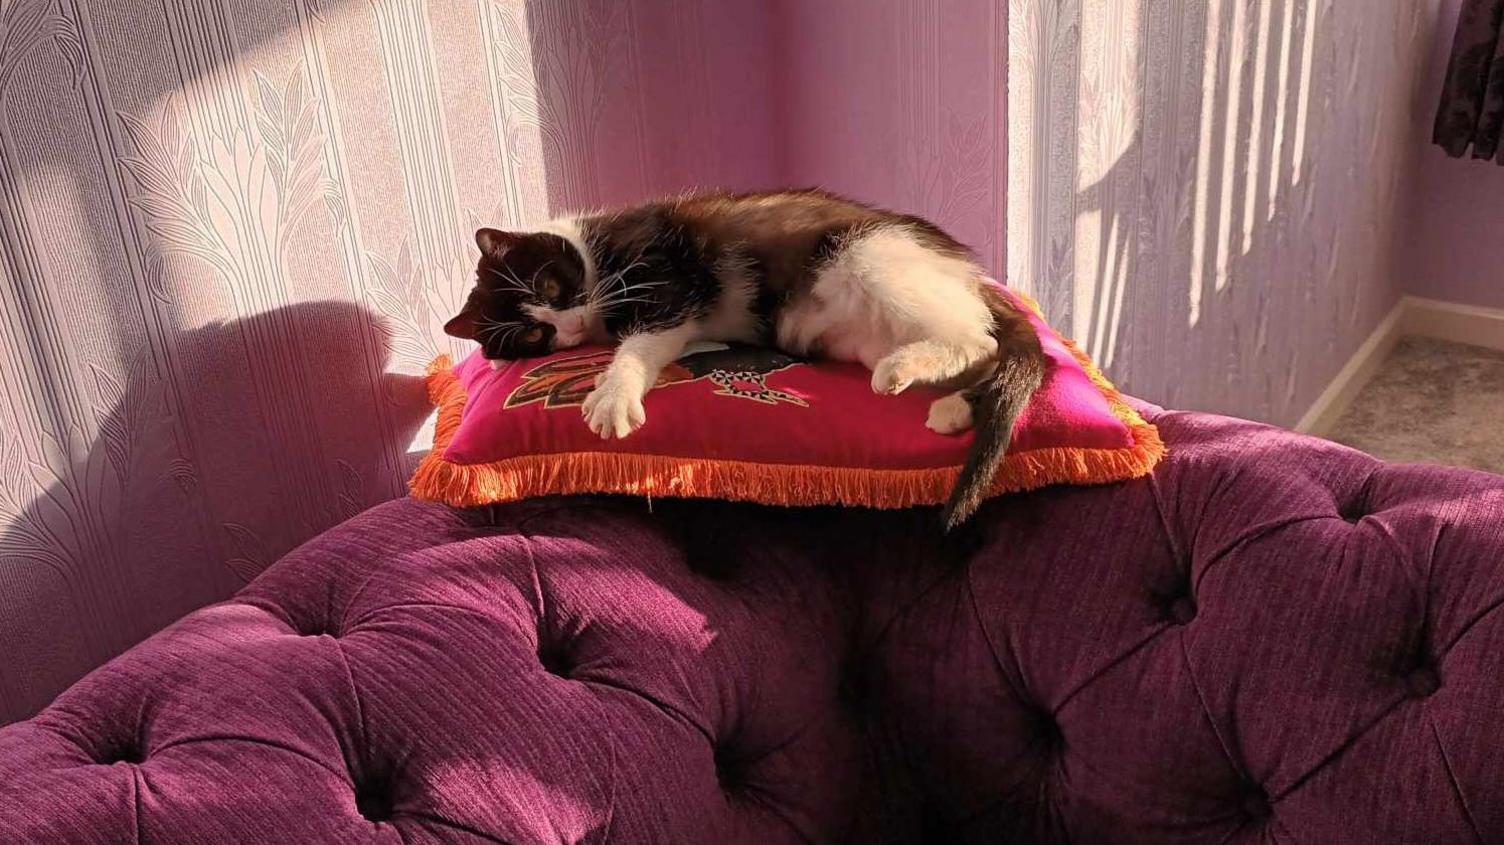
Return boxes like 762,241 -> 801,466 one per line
0,301 -> 429,722
516,0 -> 780,215
1016,0 -> 1430,425
521,0 -> 634,213
0,0 -> 781,727
0,0 -> 435,722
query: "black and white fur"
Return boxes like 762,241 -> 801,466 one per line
444,189 -> 1046,527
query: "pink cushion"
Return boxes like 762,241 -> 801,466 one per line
410,286 -> 1163,509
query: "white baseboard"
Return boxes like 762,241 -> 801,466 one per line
1294,301 -> 1406,435
1296,295 -> 1504,436
1402,296 -> 1504,353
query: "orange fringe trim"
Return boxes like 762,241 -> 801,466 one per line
409,312 -> 1165,508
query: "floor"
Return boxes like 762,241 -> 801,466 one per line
1326,336 -> 1504,475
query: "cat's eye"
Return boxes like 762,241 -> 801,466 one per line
540,278 -> 561,300
523,326 -> 545,344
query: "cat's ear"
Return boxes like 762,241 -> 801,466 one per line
443,307 -> 478,340
475,228 -> 524,257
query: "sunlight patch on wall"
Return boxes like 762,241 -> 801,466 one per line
144,0 -> 370,334
82,0 -> 537,533
1242,0 -> 1274,256
1268,0 -> 1297,220
146,0 -> 542,378
1213,0 -> 1249,295
1073,0 -> 1139,361
978,0 -> 1421,426
1189,0 -> 1225,326
1292,0 -> 1320,185
1191,0 -> 1323,323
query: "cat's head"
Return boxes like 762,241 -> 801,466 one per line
444,228 -> 593,359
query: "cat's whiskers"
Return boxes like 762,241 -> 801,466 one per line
475,316 -> 525,346
486,268 -> 534,298
586,262 -> 660,314
589,290 -> 658,310
588,292 -> 654,315
528,261 -> 554,291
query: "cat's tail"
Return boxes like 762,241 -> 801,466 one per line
941,286 -> 1047,530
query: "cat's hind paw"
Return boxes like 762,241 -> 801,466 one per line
926,392 -> 973,435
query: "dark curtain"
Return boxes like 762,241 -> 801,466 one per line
1435,0 -> 1504,162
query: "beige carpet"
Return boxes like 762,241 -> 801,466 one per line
1326,336 -> 1504,474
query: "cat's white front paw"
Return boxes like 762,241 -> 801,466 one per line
926,393 -> 973,435
582,381 -> 646,439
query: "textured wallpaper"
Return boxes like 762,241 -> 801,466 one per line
0,0 -> 775,723
1008,0 -> 1439,425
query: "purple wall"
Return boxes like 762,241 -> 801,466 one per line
771,0 -> 1008,278
1400,0 -> 1504,309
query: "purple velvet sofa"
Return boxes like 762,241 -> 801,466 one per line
2,402 -> 1502,844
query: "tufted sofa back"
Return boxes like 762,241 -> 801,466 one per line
1,403 -> 1503,843
871,405 -> 1504,842
0,496 -> 896,843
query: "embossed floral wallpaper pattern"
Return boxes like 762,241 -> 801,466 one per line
0,0 -> 777,722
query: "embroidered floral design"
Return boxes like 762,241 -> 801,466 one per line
503,344 -> 806,410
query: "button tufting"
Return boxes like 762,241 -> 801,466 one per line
1239,787 -> 1272,820
354,772 -> 395,822
1406,666 -> 1441,698
1028,707 -> 1064,751
1168,596 -> 1198,625
96,743 -> 144,766
713,747 -> 744,792
290,614 -> 338,638
538,640 -> 572,678
1339,480 -> 1373,523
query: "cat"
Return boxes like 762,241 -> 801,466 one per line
443,188 -> 1046,528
